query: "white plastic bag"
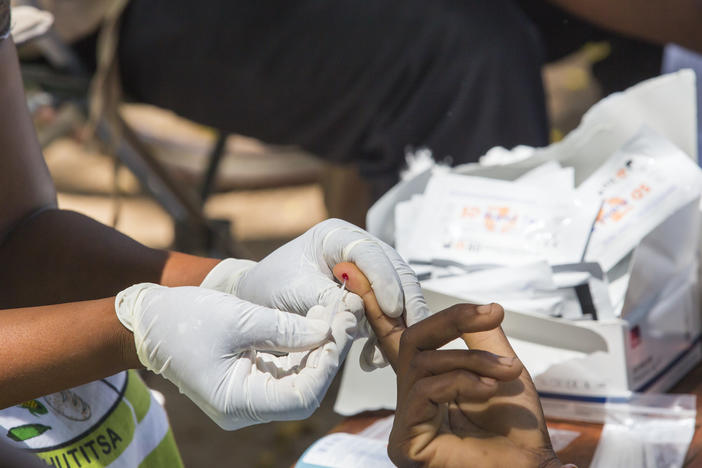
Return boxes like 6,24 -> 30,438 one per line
591,393 -> 696,468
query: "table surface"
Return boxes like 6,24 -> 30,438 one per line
325,362 -> 702,467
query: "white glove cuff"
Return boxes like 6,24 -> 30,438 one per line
115,283 -> 159,332
200,258 -> 257,294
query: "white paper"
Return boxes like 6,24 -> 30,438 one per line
394,195 -> 424,260
480,144 -> 537,166
421,262 -> 556,297
366,168 -> 434,245
420,262 -> 575,317
621,200 -> 701,319
296,433 -> 395,468
357,415 -> 395,441
516,161 -> 574,191
548,428 -> 581,452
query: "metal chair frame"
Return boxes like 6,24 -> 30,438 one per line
21,23 -> 241,257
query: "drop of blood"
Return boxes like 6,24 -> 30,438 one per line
341,273 -> 349,282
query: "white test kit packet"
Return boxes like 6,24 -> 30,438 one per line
579,127 -> 702,271
405,173 -> 600,267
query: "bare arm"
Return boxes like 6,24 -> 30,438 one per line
0,208 -> 219,308
0,298 -> 139,408
0,245 -> 216,409
0,35 -> 219,407
0,36 -> 56,238
548,0 -> 702,53
0,36 -> 219,308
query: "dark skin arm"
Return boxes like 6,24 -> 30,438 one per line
0,36 -> 218,308
0,36 -> 219,408
0,298 -> 138,408
547,0 -> 702,53
0,209 -> 219,308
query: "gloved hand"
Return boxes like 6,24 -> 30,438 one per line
201,218 -> 430,370
115,283 -> 360,430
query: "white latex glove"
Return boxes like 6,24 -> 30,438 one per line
115,283 -> 359,430
201,218 -> 430,370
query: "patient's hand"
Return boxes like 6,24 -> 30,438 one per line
333,262 -> 564,468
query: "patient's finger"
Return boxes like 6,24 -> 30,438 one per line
403,370 -> 499,425
459,303 -> 516,358
400,303 -> 503,360
409,349 -> 523,383
333,262 -> 405,370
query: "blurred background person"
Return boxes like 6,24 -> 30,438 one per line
24,0 -> 700,198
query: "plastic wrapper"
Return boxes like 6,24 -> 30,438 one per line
591,393 -> 696,468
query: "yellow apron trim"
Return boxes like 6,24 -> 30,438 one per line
138,429 -> 184,468
36,399 -> 135,468
123,371 -> 151,424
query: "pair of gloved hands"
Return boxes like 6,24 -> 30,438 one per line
115,219 -> 429,430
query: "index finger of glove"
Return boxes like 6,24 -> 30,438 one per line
256,339 -> 344,421
311,275 -> 365,319
248,305 -> 331,352
379,241 -> 430,326
322,226 -> 404,318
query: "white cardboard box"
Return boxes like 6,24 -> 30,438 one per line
423,260 -> 701,422
336,253 -> 701,422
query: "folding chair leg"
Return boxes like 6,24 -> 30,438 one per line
200,132 -> 229,204
98,117 -> 245,258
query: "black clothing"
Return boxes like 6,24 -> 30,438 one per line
118,0 -> 549,192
